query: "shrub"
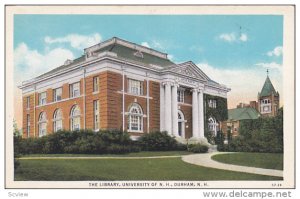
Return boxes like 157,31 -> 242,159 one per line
137,131 -> 178,151
188,144 -> 208,153
16,129 -> 140,155
175,143 -> 188,151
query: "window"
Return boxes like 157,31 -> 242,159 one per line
53,88 -> 62,102
93,77 -> 99,92
26,96 -> 30,109
127,103 -> 143,132
53,109 -> 63,132
70,82 -> 80,98
208,99 -> 217,108
27,114 -> 30,137
93,100 -> 100,130
208,117 -> 218,136
39,92 -> 47,105
70,105 -> 80,131
128,79 -> 143,95
177,89 -> 184,103
38,112 -> 47,137
261,99 -> 271,104
178,110 -> 185,137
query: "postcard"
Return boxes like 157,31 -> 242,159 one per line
5,5 -> 295,189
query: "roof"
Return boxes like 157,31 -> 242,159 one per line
228,107 -> 261,121
36,37 -> 175,79
259,76 -> 277,97
36,55 -> 86,79
93,43 -> 175,68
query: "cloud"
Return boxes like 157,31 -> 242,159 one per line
239,33 -> 248,42
140,40 -> 167,51
141,42 -> 150,48
267,46 -> 283,57
197,62 -> 282,109
44,33 -> 101,50
255,62 -> 282,71
168,54 -> 175,61
218,32 -> 248,43
219,33 -> 236,42
14,42 -> 75,83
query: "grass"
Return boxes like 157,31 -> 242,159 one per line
15,157 -> 282,181
20,151 -> 192,157
211,153 -> 283,170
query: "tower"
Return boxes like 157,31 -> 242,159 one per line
257,70 -> 280,117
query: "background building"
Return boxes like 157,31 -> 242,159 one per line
257,74 -> 280,117
19,37 -> 230,142
222,72 -> 280,139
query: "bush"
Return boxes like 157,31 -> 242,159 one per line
137,131 -> 178,151
188,144 -> 208,153
16,129 -> 140,155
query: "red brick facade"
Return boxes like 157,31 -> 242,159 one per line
22,70 -> 196,139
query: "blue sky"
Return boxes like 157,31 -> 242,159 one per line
14,14 -> 283,125
14,15 -> 283,67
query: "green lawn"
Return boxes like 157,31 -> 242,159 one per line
21,151 -> 192,157
15,157 -> 282,181
211,153 -> 283,170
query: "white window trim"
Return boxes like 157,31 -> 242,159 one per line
53,109 -> 63,132
70,105 -> 81,131
38,112 -> 47,137
39,92 -> 47,106
128,79 -> 143,96
27,114 -> 30,137
26,96 -> 30,110
177,89 -> 185,103
53,87 -> 63,102
93,76 -> 99,93
93,100 -> 100,131
127,103 -> 143,133
70,82 -> 80,98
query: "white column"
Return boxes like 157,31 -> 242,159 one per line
164,82 -> 172,135
198,90 -> 205,138
192,88 -> 199,138
160,83 -> 165,131
171,84 -> 178,136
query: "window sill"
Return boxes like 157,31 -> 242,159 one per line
92,91 -> 99,95
127,130 -> 143,133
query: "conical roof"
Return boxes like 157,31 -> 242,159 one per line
259,76 -> 277,97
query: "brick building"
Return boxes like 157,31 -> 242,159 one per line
257,75 -> 280,117
19,37 -> 230,142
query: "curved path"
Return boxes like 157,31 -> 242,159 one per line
181,152 -> 283,177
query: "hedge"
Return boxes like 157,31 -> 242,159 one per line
14,130 -> 186,154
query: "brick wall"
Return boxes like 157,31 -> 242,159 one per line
22,70 -> 162,138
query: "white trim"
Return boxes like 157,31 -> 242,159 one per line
116,91 -> 153,99
35,95 -> 83,108
178,110 -> 185,139
146,73 -> 150,133
178,102 -> 192,107
122,66 -> 125,132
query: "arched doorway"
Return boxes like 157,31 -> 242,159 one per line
178,110 -> 185,138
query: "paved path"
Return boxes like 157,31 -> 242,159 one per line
181,152 -> 283,177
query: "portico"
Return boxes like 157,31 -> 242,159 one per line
160,80 -> 205,141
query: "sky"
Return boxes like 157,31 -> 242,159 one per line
13,15 -> 283,128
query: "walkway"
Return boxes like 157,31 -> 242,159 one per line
181,152 -> 283,177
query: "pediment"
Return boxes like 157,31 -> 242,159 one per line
170,61 -> 209,81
